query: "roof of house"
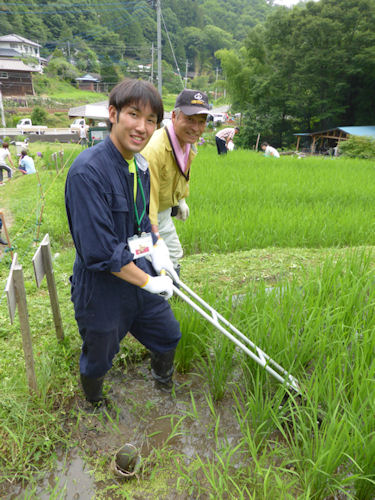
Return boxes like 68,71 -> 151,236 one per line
0,48 -> 22,58
295,126 -> 375,138
0,34 -> 41,48
76,73 -> 100,82
0,59 -> 39,72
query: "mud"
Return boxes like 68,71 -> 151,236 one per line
5,358 -> 243,499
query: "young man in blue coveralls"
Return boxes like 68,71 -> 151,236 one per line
65,79 -> 181,407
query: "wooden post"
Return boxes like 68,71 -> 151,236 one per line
311,136 -> 316,154
5,254 -> 38,395
0,211 -> 13,258
32,234 -> 64,340
296,136 -> 301,152
255,133 -> 260,151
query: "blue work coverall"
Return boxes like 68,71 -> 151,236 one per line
65,136 -> 181,378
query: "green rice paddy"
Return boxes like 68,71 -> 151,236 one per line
1,144 -> 375,498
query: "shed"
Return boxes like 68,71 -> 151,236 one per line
0,59 -> 39,96
294,126 -> 375,153
75,73 -> 101,92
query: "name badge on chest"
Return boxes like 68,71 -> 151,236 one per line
128,232 -> 153,259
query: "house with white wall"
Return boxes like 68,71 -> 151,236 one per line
0,34 -> 44,70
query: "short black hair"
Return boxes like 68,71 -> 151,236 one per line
261,142 -> 268,147
109,79 -> 164,129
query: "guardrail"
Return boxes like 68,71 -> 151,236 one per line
0,128 -> 77,135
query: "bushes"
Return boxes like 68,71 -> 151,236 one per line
31,106 -> 48,125
339,135 -> 375,159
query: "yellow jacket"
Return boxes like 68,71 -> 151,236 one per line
142,127 -> 197,226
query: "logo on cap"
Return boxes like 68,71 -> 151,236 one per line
194,93 -> 203,100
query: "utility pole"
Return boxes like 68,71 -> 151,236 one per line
150,42 -> 154,83
67,41 -> 71,63
184,60 -> 188,88
214,67 -> 219,101
156,0 -> 162,95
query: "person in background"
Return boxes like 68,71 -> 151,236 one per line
215,127 -> 239,155
65,79 -> 181,407
79,123 -> 88,147
18,150 -> 36,175
142,89 -> 210,277
0,142 -> 14,185
0,218 -> 7,245
261,142 -> 280,158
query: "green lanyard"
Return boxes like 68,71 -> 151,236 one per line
132,157 -> 146,235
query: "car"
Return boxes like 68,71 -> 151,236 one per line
209,112 -> 228,126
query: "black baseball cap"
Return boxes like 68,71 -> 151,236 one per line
174,89 -> 210,116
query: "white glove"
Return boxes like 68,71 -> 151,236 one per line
150,238 -> 179,282
141,275 -> 173,300
176,198 -> 189,221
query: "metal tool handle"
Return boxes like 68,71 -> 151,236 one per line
172,277 -> 300,394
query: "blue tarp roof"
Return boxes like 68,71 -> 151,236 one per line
338,126 -> 375,137
295,126 -> 375,137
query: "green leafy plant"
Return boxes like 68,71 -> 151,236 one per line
339,135 -> 375,159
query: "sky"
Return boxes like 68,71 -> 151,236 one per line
273,0 -> 319,6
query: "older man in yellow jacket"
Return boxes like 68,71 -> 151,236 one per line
142,89 -> 210,277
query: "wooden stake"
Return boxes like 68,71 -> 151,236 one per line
13,264 -> 38,395
41,238 -> 64,340
255,133 -> 260,151
32,234 -> 64,340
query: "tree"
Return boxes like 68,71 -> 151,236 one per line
182,27 -> 208,73
218,0 -> 375,148
31,106 -> 48,125
100,55 -> 121,85
46,57 -> 79,81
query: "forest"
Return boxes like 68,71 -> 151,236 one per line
218,0 -> 375,146
1,0 -> 375,146
0,0 -> 271,78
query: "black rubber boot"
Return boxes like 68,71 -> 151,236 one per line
80,373 -> 105,407
150,349 -> 176,392
0,233 -> 7,245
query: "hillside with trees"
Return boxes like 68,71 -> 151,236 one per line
217,0 -> 375,147
0,0 -> 272,92
2,0 -> 375,148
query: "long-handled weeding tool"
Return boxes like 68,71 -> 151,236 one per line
171,277 -> 301,395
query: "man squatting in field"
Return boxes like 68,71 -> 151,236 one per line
65,79 -> 181,406
142,89 -> 210,277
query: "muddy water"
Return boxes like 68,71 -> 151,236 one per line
5,358 -> 243,499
